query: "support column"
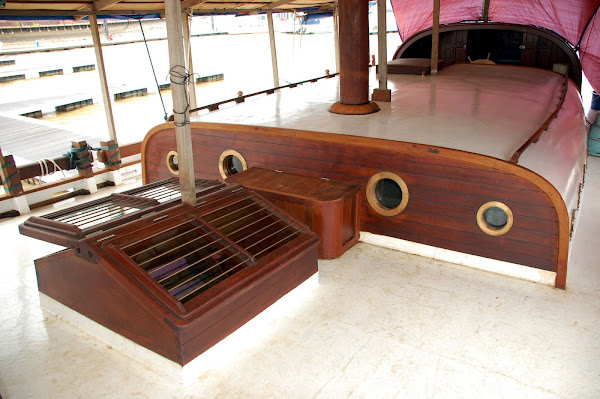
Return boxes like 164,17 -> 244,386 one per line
482,0 -> 490,22
372,0 -> 391,102
431,0 -> 440,75
333,8 -> 340,73
330,0 -> 379,115
89,14 -> 117,143
267,9 -> 280,88
182,12 -> 198,110
165,0 -> 196,206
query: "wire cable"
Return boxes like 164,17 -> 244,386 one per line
139,19 -> 168,121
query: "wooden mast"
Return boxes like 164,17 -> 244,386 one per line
165,0 -> 196,205
431,0 -> 440,75
482,0 -> 490,22
89,14 -> 117,142
330,0 -> 379,115
333,7 -> 340,73
372,0 -> 391,102
267,9 -> 280,88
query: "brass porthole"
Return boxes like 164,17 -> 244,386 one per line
366,172 -> 409,216
166,151 -> 179,175
477,201 -> 514,236
218,150 -> 248,179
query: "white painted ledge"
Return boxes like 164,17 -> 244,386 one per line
359,232 -> 556,286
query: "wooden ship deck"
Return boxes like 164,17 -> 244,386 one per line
2,0 -> 599,395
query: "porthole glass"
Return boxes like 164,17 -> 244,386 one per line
366,172 -> 409,216
375,178 -> 403,209
166,151 -> 179,175
477,201 -> 513,236
219,150 -> 248,179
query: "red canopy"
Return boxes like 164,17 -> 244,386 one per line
391,0 -> 600,92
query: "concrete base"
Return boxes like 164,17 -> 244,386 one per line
372,88 -> 391,102
329,101 -> 380,115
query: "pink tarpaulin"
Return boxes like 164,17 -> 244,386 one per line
390,0 -> 600,92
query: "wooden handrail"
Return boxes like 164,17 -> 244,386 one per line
168,72 -> 340,122
16,141 -> 142,181
510,75 -> 569,163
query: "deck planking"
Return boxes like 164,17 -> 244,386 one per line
0,114 -> 103,165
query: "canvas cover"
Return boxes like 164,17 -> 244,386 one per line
390,0 -> 600,92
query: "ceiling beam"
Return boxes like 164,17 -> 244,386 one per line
95,0 -> 123,11
265,0 -> 296,9
0,9 -> 163,17
181,0 -> 211,11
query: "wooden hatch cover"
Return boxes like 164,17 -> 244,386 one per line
20,178 -> 319,365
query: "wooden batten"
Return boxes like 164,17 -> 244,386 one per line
89,14 -> 118,144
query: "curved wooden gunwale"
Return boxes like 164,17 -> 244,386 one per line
142,122 -> 569,288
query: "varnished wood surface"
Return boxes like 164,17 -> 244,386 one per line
337,0 -> 370,105
226,167 -> 360,259
30,183 -> 320,365
142,122 -> 569,287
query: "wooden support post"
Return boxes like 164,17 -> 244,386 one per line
330,0 -> 380,115
89,14 -> 118,143
0,148 -> 24,197
333,7 -> 340,73
482,0 -> 490,22
267,9 -> 280,88
372,0 -> 391,102
182,12 -> 198,110
166,0 -> 196,206
97,140 -> 121,171
71,141 -> 94,179
431,0 -> 440,75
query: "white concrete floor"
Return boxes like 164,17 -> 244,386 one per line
1,157 -> 599,398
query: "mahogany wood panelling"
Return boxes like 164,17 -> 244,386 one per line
142,122 -> 569,287
35,249 -> 184,364
226,168 -> 360,259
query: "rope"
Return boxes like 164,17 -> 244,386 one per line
1,171 -> 22,191
139,19 -> 168,121
64,145 -> 96,170
36,158 -> 65,178
0,160 -> 15,169
101,143 -> 121,166
168,65 -> 193,127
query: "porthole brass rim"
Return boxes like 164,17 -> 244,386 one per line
366,172 -> 409,217
166,150 -> 179,176
476,201 -> 514,236
218,149 -> 248,179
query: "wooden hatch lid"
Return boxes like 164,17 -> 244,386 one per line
18,177 -> 224,248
